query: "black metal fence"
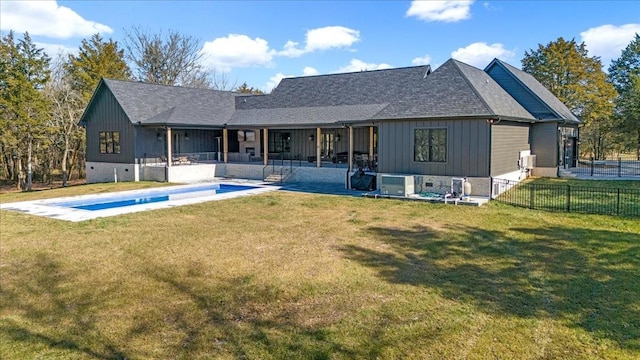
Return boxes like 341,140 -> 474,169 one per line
493,178 -> 640,217
574,157 -> 640,177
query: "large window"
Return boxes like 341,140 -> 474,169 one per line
268,132 -> 291,153
414,128 -> 446,162
99,131 -> 120,154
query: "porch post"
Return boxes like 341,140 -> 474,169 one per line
167,127 -> 172,168
316,127 -> 321,168
223,127 -> 228,163
263,128 -> 269,166
369,126 -> 374,159
348,126 -> 354,171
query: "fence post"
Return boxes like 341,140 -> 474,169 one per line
590,157 -> 594,176
566,185 -> 571,212
618,157 -> 622,177
617,188 -> 620,216
529,184 -> 535,209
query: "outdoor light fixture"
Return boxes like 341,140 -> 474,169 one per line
185,132 -> 190,141
156,132 -> 162,141
309,134 -> 315,141
335,134 -> 341,142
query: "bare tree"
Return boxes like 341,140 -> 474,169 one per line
124,27 -> 211,87
46,55 -> 85,186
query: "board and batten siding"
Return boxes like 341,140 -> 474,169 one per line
85,87 -> 135,163
378,119 -> 490,177
490,122 -> 530,176
530,122 -> 559,168
486,64 -> 556,120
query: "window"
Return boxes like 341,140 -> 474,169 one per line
414,128 -> 446,162
99,131 -> 120,154
268,132 -> 291,153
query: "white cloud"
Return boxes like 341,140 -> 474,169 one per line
35,42 -> 78,58
580,23 -> 640,67
264,72 -> 293,92
412,54 -> 432,65
451,42 -> 515,68
200,34 -> 275,72
278,26 -> 360,58
302,66 -> 319,76
0,0 -> 112,39
305,26 -> 360,51
279,40 -> 306,57
406,0 -> 474,22
335,59 -> 393,73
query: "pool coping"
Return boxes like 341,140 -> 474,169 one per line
0,181 -> 279,222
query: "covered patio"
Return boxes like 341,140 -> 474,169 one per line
138,124 -> 378,183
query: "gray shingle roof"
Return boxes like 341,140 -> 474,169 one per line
84,59 -> 576,129
230,104 -> 389,127
486,59 -> 580,123
238,66 -> 432,109
372,59 -> 534,120
103,79 -> 238,126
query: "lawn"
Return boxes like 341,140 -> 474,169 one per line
496,178 -> 640,217
1,183 -> 639,359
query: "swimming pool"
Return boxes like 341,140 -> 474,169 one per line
52,184 -> 257,211
1,182 -> 278,222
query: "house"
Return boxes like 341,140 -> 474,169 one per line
79,58 -> 579,197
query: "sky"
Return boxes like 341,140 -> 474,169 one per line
1,0 -> 639,92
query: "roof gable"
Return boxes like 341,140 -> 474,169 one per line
100,79 -> 239,126
485,59 -> 579,123
373,59 -> 534,120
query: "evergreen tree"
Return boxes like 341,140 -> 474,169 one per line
66,33 -> 131,103
0,32 -> 51,190
608,34 -> 640,159
522,37 -> 617,159
235,82 -> 265,95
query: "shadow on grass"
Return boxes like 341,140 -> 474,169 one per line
0,253 -> 129,359
138,263 -> 354,359
0,253 -> 356,358
340,224 -> 640,350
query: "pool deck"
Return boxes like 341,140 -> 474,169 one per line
0,181 -> 278,222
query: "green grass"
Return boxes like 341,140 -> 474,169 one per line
496,178 -> 640,217
1,183 -> 639,359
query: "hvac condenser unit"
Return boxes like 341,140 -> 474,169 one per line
380,175 -> 414,197
520,155 -> 537,170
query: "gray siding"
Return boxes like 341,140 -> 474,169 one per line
378,119 -> 490,177
486,65 -> 556,119
530,122 -> 559,167
85,88 -> 135,163
490,122 -> 530,176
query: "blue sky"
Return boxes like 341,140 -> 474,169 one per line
1,0 -> 639,92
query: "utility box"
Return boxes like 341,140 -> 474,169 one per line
380,175 -> 414,197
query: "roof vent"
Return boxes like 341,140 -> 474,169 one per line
423,65 -> 432,78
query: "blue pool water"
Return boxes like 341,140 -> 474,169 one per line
53,184 -> 258,211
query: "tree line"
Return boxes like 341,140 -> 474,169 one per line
0,29 -> 263,190
1,30 -> 638,190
